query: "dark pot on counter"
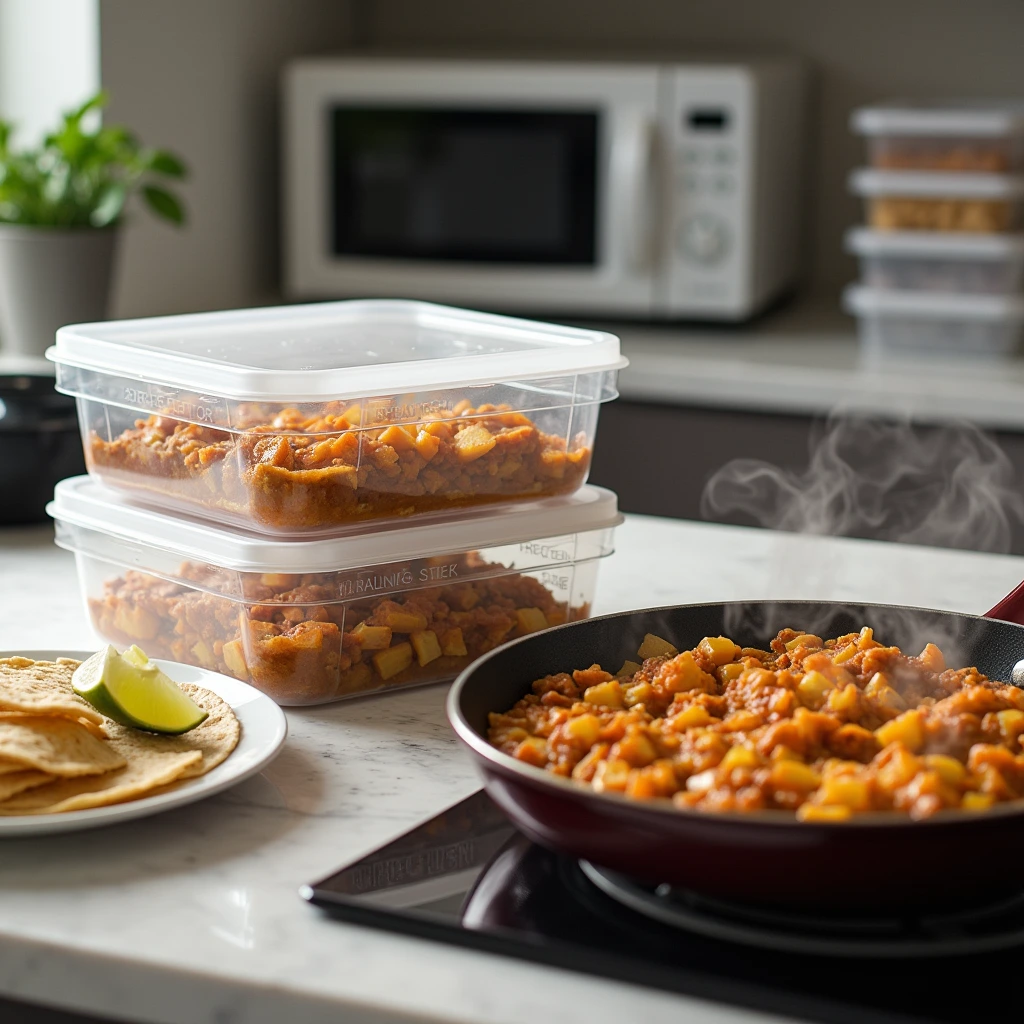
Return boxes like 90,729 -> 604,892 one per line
0,372 -> 85,525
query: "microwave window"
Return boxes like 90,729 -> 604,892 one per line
330,108 -> 598,264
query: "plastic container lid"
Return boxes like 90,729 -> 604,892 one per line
843,285 -> 1024,322
845,228 -> 1024,258
46,299 -> 626,402
852,101 -> 1024,138
48,476 -> 622,573
849,169 -> 1024,199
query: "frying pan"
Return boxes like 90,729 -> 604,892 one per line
448,599 -> 1024,911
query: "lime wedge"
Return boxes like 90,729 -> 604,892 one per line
72,645 -> 209,734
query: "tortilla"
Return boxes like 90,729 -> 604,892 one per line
0,657 -> 105,727
0,769 -> 56,801
0,716 -> 125,776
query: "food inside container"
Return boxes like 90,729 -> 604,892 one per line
852,101 -> 1024,172
845,228 -> 1024,294
849,169 -> 1024,233
47,299 -> 624,535
48,476 -> 620,705
843,285 -> 1024,363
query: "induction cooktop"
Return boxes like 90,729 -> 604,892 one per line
302,790 -> 1021,1024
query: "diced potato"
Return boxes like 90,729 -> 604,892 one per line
410,630 -> 442,667
350,622 -> 393,650
917,643 -> 946,673
623,681 -> 653,708
876,747 -> 920,790
770,760 -> 821,792
513,736 -> 548,767
785,634 -> 823,651
857,626 -> 877,650
221,639 -> 248,679
997,708 -> 1024,743
816,775 -> 872,811
516,607 -> 549,634
453,423 -> 497,462
698,636 -> 742,666
875,709 -> 925,753
720,745 -> 759,772
565,713 -> 601,747
337,661 -> 374,695
113,604 -> 160,641
924,754 -> 966,786
637,633 -> 678,660
259,573 -> 294,587
413,430 -> 441,461
583,679 -> 624,708
826,683 -> 860,716
440,627 -> 468,657
717,662 -> 744,683
832,644 -> 858,665
377,606 -> 429,633
372,641 -> 414,680
592,758 -> 631,793
616,659 -> 642,678
378,425 -> 417,451
190,639 -> 216,670
961,791 -> 995,812
796,803 -> 852,822
614,732 -> 658,768
671,705 -> 712,730
797,670 -> 834,707
686,769 -> 717,794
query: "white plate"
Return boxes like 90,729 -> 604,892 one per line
0,650 -> 288,836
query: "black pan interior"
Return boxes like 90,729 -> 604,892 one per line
455,601 -> 1024,738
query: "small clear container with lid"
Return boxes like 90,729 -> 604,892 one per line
849,169 -> 1024,233
48,300 -> 625,535
49,477 -> 621,705
852,101 -> 1024,172
843,285 -> 1024,363
845,228 -> 1024,294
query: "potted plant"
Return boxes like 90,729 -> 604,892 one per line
0,91 -> 187,358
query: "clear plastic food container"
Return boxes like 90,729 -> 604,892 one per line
845,228 -> 1024,294
852,101 -> 1024,172
849,169 -> 1024,233
48,300 -> 625,535
843,285 -> 1024,363
49,476 -> 621,705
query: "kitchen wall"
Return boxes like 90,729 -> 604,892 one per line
358,0 -> 1024,294
100,0 -> 352,317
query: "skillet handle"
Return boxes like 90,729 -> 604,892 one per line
985,580 -> 1024,624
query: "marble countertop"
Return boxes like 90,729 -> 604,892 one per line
1,516 -> 1023,1024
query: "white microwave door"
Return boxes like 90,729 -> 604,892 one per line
285,61 -> 661,315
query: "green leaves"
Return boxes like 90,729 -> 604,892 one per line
0,90 -> 187,228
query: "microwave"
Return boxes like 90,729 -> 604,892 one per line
283,56 -> 806,321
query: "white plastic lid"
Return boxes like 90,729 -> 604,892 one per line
845,228 -> 1024,259
852,101 -> 1024,138
849,169 -> 1024,199
843,285 -> 1024,322
47,299 -> 626,402
48,476 -> 622,573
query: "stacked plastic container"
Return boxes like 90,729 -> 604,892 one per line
845,101 -> 1024,362
45,300 -> 626,704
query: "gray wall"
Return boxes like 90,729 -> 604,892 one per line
100,0 -> 352,317
360,0 -> 1024,295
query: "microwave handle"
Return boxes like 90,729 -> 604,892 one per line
611,114 -> 657,272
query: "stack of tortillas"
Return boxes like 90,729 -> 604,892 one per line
0,656 -> 240,815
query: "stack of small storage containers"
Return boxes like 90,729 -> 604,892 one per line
845,101 -> 1024,362
45,300 -> 625,705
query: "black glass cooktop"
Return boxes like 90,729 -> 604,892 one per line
303,791 -> 1023,1024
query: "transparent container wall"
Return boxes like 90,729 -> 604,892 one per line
855,313 -> 1024,364
857,253 -> 1024,294
66,367 -> 617,536
66,525 -> 615,705
865,197 -> 1021,233
869,135 -> 1024,173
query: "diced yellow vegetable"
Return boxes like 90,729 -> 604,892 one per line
785,634 -> 823,651
961,791 -> 995,811
857,626 -> 877,650
259,573 -> 294,587
617,659 -> 642,678
453,423 -> 497,462
686,769 -> 716,794
720,745 -> 758,772
671,705 -> 712,730
440,627 -> 468,657
875,709 -> 925,753
637,633 -> 678,660
413,429 -> 441,461
917,643 -> 946,673
565,713 -> 601,746
410,630 -> 442,667
816,775 -> 872,811
623,681 -> 653,708
924,754 -> 966,786
797,670 -> 834,707
717,662 -> 744,683
350,622 -> 393,649
113,604 -> 160,641
338,661 -> 374,694
698,636 -> 742,666
377,425 -> 417,451
513,736 -> 548,767
614,732 -> 658,767
832,644 -> 858,665
797,803 -> 852,822
997,709 -> 1024,743
377,607 -> 428,633
516,607 -> 549,634
221,639 -> 247,680
877,747 -> 920,790
770,760 -> 821,792
190,639 -> 216,669
592,758 -> 631,793
372,642 -> 414,680
583,679 -> 624,708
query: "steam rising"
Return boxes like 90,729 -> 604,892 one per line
701,416 -> 1024,555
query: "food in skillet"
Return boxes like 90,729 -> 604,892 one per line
487,627 -> 1024,820
0,651 -> 239,815
88,400 -> 590,529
